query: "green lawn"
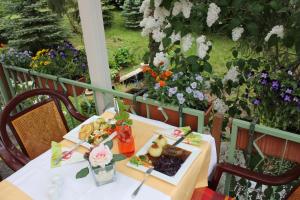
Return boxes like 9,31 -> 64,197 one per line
66,10 -> 234,76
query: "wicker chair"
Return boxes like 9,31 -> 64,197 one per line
0,89 -> 87,170
191,117 -> 300,200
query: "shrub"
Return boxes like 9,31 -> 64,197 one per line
30,41 -> 88,80
113,47 -> 134,68
0,48 -> 32,68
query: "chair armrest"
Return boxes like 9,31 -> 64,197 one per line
210,163 -> 300,190
0,144 -> 23,171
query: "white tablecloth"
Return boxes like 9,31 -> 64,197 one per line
6,109 -> 217,200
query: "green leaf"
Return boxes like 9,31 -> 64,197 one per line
204,62 -> 212,73
76,167 -> 89,179
104,140 -> 113,149
113,154 -> 126,162
232,50 -> 238,58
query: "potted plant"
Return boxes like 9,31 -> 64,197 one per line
30,41 -> 88,96
76,143 -> 126,186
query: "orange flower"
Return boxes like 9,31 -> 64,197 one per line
142,64 -> 150,72
159,80 -> 166,87
151,71 -> 157,78
164,70 -> 173,77
156,76 -> 160,82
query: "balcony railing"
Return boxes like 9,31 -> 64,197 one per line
0,64 -> 206,131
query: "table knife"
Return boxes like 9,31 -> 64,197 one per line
172,130 -> 192,146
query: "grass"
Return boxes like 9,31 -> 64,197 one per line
65,10 -> 234,77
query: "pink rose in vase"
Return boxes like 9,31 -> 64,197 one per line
89,144 -> 113,168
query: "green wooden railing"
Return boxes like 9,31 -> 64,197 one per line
0,65 -> 205,132
225,119 -> 300,199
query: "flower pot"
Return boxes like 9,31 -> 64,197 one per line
236,128 -> 300,163
34,77 -> 86,96
139,104 -> 212,131
90,162 -> 116,186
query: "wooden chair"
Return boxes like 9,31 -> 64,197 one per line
0,89 -> 87,170
192,118 -> 300,200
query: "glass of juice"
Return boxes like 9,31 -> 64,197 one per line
115,124 -> 135,157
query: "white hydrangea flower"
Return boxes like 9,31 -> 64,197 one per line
213,98 -> 228,114
204,81 -> 211,89
152,29 -> 166,43
222,66 -> 240,84
206,3 -> 221,27
154,0 -> 162,7
170,32 -> 181,43
232,26 -> 244,42
264,25 -> 284,42
153,52 -> 169,67
140,16 -> 162,37
172,0 -> 193,18
196,35 -> 211,59
181,34 -> 193,52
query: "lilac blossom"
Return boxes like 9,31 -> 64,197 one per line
60,51 -> 66,59
260,78 -> 268,85
168,87 -> 177,97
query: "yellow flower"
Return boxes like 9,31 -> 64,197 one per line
39,61 -> 44,65
44,61 -> 50,65
32,56 -> 37,61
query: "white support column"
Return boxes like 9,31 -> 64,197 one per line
77,0 -> 112,113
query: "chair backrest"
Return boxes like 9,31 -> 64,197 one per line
0,89 -> 87,166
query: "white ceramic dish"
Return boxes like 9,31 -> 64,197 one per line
127,135 -> 201,185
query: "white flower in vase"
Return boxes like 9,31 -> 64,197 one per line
89,144 -> 113,168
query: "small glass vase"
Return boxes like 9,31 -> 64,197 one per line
90,162 -> 116,186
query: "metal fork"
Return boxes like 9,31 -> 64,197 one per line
131,167 -> 154,198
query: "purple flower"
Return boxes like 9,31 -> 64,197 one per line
176,93 -> 185,104
195,74 -> 203,82
191,82 -> 197,89
154,83 -> 160,90
168,87 -> 177,97
283,94 -> 292,102
252,98 -> 261,106
186,87 -> 192,94
271,80 -> 280,91
260,78 -> 268,85
285,88 -> 293,94
49,50 -> 56,59
261,71 -> 268,79
81,63 -> 87,70
193,90 -> 204,100
59,51 -> 66,59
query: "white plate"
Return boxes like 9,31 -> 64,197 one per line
127,135 -> 201,185
63,115 -> 100,149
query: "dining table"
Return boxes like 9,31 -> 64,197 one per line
0,108 -> 217,200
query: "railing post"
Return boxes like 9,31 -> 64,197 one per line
77,0 -> 113,113
0,64 -> 12,103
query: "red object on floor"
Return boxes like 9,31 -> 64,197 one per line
191,188 -> 234,200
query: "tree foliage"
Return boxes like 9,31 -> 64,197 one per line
123,0 -> 143,29
3,0 -> 65,53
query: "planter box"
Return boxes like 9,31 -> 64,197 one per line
123,88 -> 212,131
34,77 -> 86,96
236,128 -> 300,163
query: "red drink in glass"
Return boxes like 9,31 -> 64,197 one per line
116,125 -> 135,157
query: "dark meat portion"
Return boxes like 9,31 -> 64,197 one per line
153,155 -> 184,176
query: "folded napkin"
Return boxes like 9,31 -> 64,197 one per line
155,126 -> 202,146
51,141 -> 85,168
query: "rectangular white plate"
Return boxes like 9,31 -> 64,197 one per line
63,115 -> 100,149
127,135 -> 201,185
